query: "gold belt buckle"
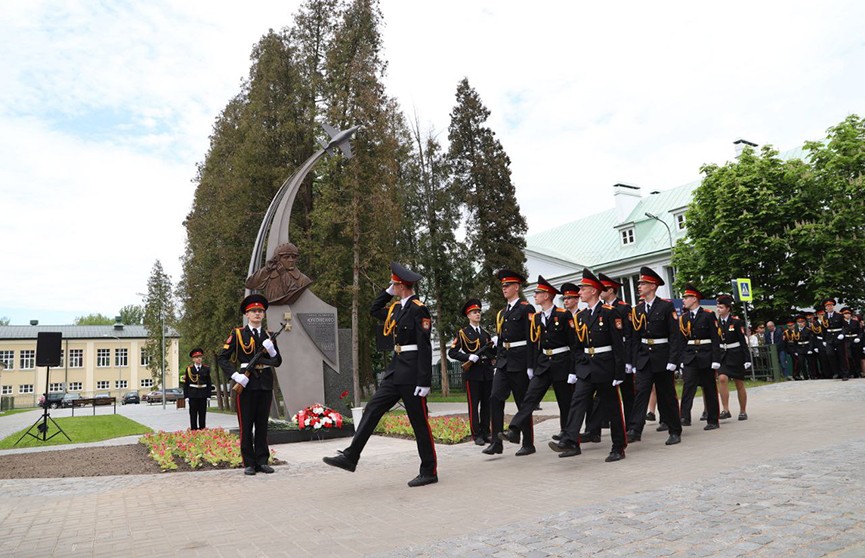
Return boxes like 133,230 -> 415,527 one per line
693,339 -> 702,345
503,342 -> 511,349
394,344 -> 402,354
544,349 -> 553,356
646,338 -> 655,346
587,347 -> 596,356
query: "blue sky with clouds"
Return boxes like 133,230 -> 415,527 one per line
1,1 -> 864,325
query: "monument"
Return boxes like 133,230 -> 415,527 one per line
245,124 -> 359,419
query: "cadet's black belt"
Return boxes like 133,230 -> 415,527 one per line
641,337 -> 668,345
542,346 -> 570,356
584,346 -> 612,355
394,344 -> 418,354
720,342 -> 741,350
687,339 -> 712,345
827,328 -> 842,332
503,340 -> 527,349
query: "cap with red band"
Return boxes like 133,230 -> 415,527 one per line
579,268 -> 603,291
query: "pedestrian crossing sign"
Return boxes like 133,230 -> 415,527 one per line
735,278 -> 753,302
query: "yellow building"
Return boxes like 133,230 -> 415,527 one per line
0,321 -> 180,408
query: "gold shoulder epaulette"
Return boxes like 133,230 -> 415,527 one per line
602,304 -> 613,310
412,299 -> 425,307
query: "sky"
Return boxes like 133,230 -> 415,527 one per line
1,1 -> 864,325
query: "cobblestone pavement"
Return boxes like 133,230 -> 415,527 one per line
0,380 -> 863,557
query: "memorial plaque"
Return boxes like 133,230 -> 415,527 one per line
297,312 -> 337,363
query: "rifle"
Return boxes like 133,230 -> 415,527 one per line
232,322 -> 288,394
461,339 -> 496,371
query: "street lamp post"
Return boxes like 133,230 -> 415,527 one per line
161,311 -> 166,411
645,212 -> 674,289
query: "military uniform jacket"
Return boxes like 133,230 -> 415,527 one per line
496,300 -> 536,373
824,313 -> 846,347
843,318 -> 862,343
217,326 -> 282,391
530,306 -> 577,382
182,364 -> 213,399
371,290 -> 433,387
717,316 -> 748,368
680,308 -> 721,369
630,298 -> 683,372
810,320 -> 826,347
782,328 -> 813,356
448,325 -> 495,382
573,303 -> 625,383
611,297 -> 634,366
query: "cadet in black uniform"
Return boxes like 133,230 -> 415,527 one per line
217,294 -> 282,475
484,269 -> 536,457
323,262 -> 438,487
448,298 -> 495,445
792,315 -> 816,381
841,307 -> 862,378
183,348 -> 213,430
823,298 -> 849,380
715,295 -> 750,421
811,309 -> 831,379
678,283 -> 722,429
500,276 -> 576,447
627,266 -> 684,445
549,268 -> 627,462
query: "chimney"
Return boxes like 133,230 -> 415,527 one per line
113,316 -> 124,331
29,320 -> 38,326
613,183 -> 641,223
733,138 -> 758,158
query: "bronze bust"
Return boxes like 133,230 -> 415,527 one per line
245,242 -> 312,305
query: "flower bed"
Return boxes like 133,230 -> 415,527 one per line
139,428 -> 276,471
374,414 -> 471,444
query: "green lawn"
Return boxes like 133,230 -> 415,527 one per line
0,415 -> 152,449
0,408 -> 32,419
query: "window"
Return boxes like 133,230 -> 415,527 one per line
19,384 -> 34,394
140,348 -> 151,366
49,383 -> 64,392
20,350 -> 35,370
97,349 -> 111,367
675,212 -> 686,230
115,380 -> 128,389
115,348 -> 128,367
69,349 -> 83,368
620,274 -> 641,306
620,228 -> 635,245
59,349 -> 64,367
68,382 -> 82,391
141,378 -> 154,388
0,350 -> 13,370
96,380 -> 110,390
1,385 -> 11,395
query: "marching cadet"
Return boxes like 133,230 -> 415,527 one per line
841,307 -> 862,378
782,318 -> 804,380
822,298 -> 850,380
793,315 -> 817,380
448,298 -> 495,445
183,348 -> 213,430
549,268 -> 627,462
484,269 -> 536,457
626,266 -> 684,446
811,309 -> 830,379
217,294 -> 282,475
715,295 -> 750,421
554,282 -> 586,442
323,262 -> 438,487
499,276 -> 576,448
678,283 -> 722,430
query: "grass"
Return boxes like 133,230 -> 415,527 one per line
0,408 -> 32,418
0,415 -> 152,449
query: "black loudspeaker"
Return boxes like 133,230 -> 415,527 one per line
36,332 -> 62,367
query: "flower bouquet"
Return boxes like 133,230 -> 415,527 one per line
292,403 -> 344,431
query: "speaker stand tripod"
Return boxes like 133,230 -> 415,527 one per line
15,366 -> 72,445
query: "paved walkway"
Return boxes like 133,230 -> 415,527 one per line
0,381 -> 864,557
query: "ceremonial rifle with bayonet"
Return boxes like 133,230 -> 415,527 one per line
232,322 -> 288,394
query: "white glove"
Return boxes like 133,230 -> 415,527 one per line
567,374 -> 577,384
612,379 -> 623,387
491,335 -> 498,347
414,386 -> 430,397
855,338 -> 861,344
823,342 -> 827,347
527,368 -> 534,380
468,354 -> 480,363
262,338 -> 277,357
666,363 -> 677,372
711,362 -> 721,370
744,362 -> 752,369
231,372 -> 249,387
838,334 -> 845,340
385,284 -> 396,296
240,363 -> 249,370
807,351 -> 813,355
625,363 -> 634,374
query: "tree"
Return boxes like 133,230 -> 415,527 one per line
143,260 -> 176,389
74,313 -> 114,325
402,119 -> 472,395
118,305 -> 144,325
0,317 -> 9,326
447,78 -> 528,323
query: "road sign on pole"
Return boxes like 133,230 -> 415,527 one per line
735,278 -> 753,302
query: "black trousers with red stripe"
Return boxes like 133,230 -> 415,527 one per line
490,369 -> 533,448
465,378 -> 492,441
563,378 -> 627,453
188,397 -> 207,430
343,377 -> 437,476
236,389 -> 271,468
587,373 -> 635,436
